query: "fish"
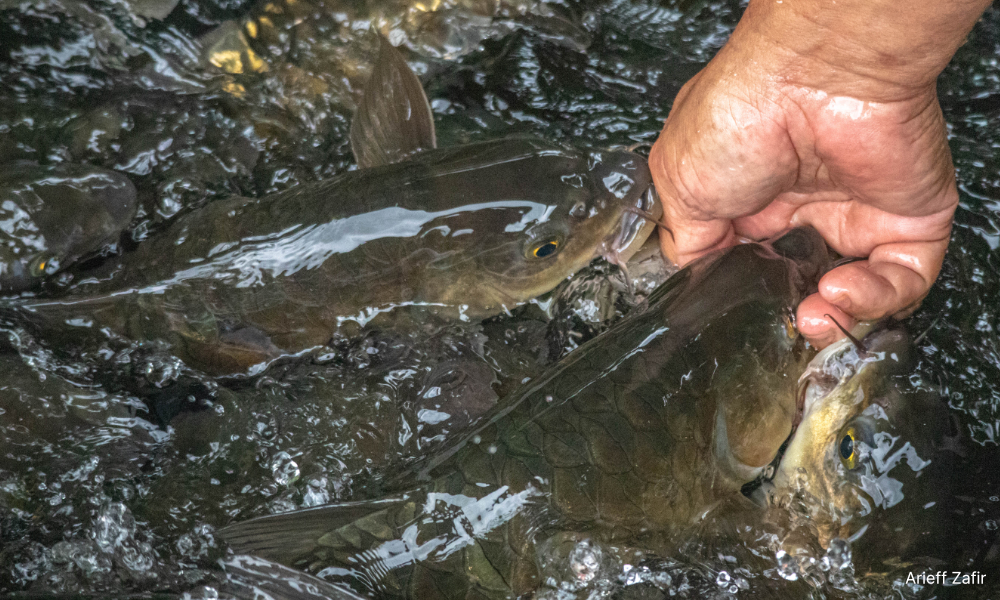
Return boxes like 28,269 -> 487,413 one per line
219,226 -> 829,598
0,162 -> 136,294
764,325 -> 961,577
6,36 -> 658,375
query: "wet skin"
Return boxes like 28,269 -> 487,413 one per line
222,227 -> 828,599
3,36 -> 657,376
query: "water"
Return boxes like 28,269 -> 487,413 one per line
1,0 -> 999,597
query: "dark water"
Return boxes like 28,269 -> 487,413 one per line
0,0 -> 999,597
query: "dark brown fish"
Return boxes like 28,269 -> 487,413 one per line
221,227 -> 829,598
7,37 -> 657,375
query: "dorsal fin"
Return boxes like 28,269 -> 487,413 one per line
350,34 -> 437,169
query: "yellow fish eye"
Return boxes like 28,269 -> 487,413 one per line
530,239 -> 560,259
29,255 -> 57,277
839,426 -> 859,469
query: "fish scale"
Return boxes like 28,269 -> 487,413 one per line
223,227 -> 829,598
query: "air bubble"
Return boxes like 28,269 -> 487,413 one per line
93,502 -> 134,552
825,538 -> 852,571
270,452 -> 300,486
775,550 -> 799,581
568,540 -> 602,583
176,524 -> 216,561
716,570 -> 731,587
303,477 -> 330,507
650,571 -> 672,590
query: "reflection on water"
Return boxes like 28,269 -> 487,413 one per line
1,0 -> 1000,597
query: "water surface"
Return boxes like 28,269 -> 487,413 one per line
1,0 -> 999,597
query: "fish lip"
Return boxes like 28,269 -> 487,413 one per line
790,330 -> 889,436
604,184 -> 660,263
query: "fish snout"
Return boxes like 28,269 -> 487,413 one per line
587,148 -> 653,211
602,184 -> 662,267
861,327 -> 911,361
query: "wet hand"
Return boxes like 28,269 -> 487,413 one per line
647,1 -> 968,348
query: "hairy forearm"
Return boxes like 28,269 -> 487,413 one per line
727,0 -> 993,100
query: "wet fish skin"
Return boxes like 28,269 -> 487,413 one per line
6,35 -> 657,375
222,227 -> 828,598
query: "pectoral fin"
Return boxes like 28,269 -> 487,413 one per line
220,495 -> 412,564
350,34 -> 436,169
178,323 -> 283,375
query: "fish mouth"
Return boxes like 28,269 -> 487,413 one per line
603,184 -> 661,265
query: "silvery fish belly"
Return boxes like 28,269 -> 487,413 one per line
5,37 -> 657,375
221,227 -> 829,598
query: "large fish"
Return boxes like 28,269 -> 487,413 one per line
6,37 -> 657,375
220,227 -> 829,598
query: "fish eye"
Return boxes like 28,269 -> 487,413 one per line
529,239 -> 561,259
839,432 -> 854,461
838,425 -> 863,469
29,255 -> 58,277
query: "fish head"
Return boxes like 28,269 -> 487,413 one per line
427,144 -> 659,315
765,326 -> 946,546
0,162 -> 136,293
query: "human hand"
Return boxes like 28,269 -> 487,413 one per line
648,0 -> 986,348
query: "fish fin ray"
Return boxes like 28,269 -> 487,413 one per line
220,495 -> 411,564
350,33 -> 436,169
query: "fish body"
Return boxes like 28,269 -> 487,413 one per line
8,37 -> 656,375
222,227 -> 829,598
13,138 -> 654,374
